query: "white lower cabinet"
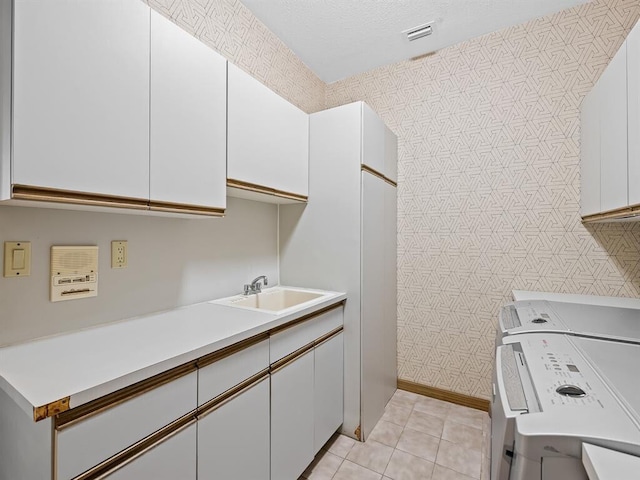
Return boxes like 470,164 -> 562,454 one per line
271,349 -> 315,480
314,332 -> 344,454
0,306 -> 345,480
198,375 -> 270,480
56,371 -> 197,480
104,423 -> 197,480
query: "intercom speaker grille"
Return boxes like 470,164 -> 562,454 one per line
52,247 -> 98,274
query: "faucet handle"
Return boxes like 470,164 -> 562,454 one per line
244,284 -> 250,295
263,277 -> 268,286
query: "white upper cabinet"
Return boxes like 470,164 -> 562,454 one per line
384,125 -> 398,183
580,20 -> 640,221
12,0 -> 150,200
150,11 -> 226,211
227,63 -> 309,202
580,83 -> 601,217
362,104 -> 385,174
599,44 -> 628,212
628,23 -> 640,206
362,104 -> 397,183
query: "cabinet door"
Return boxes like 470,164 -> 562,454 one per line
228,63 -> 309,197
362,103 -> 386,174
599,43 -> 628,212
383,181 -> 398,401
314,332 -> 344,453
198,376 -> 269,480
104,423 -> 196,480
271,349 -> 314,480
628,22 -> 640,206
361,172 -> 390,441
150,11 -> 226,209
13,0 -> 150,199
580,84 -> 601,216
57,371 -> 197,480
384,125 -> 398,183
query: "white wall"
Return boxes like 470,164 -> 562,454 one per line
0,197 -> 278,346
326,0 -> 640,399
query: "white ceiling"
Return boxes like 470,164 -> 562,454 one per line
239,0 -> 590,83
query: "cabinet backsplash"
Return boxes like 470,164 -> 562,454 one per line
0,198 -> 278,347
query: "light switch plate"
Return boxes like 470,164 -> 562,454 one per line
111,241 -> 128,268
4,241 -> 31,277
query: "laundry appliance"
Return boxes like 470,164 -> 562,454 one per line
491,332 -> 640,480
497,300 -> 640,346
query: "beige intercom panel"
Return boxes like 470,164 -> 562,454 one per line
50,246 -> 98,302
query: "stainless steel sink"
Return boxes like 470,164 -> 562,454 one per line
212,287 -> 328,314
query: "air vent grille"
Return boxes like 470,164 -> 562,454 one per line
403,23 -> 433,42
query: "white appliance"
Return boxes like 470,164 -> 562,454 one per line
279,101 -> 397,440
491,333 -> 640,480
497,300 -> 640,346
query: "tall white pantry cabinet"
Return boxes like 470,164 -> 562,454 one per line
280,102 -> 398,440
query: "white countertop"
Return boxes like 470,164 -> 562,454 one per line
0,287 -> 346,420
512,290 -> 640,309
582,443 -> 640,479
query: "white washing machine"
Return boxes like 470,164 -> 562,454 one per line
491,332 -> 640,480
497,301 -> 640,346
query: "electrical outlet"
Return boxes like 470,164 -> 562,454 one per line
111,241 -> 128,268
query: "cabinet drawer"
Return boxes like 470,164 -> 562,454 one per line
103,423 -> 196,480
198,339 -> 269,405
270,305 -> 343,363
56,371 -> 197,480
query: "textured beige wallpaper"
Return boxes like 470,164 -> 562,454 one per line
327,0 -> 640,400
145,0 -> 325,113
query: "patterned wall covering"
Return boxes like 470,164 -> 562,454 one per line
327,0 -> 640,399
145,0 -> 325,113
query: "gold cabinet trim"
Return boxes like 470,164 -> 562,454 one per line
54,363 -> 197,429
268,301 -> 345,336
12,185 -> 149,210
12,185 -> 226,217
361,165 -> 397,187
227,178 -> 308,202
270,342 -> 315,374
581,203 -> 640,223
70,412 -> 197,480
197,332 -> 269,369
197,368 -> 270,420
148,201 -> 225,217
34,397 -> 70,422
314,326 -> 344,348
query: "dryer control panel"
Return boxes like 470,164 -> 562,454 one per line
500,301 -> 566,336
506,334 -> 606,411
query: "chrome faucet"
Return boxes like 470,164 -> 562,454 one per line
244,275 -> 268,295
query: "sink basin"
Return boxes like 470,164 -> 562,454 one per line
212,287 -> 328,314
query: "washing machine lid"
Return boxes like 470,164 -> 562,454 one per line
500,301 -> 640,344
572,336 -> 640,423
555,302 -> 640,344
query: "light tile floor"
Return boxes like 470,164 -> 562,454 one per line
301,389 -> 491,480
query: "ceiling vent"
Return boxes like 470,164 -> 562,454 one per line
402,22 -> 433,42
